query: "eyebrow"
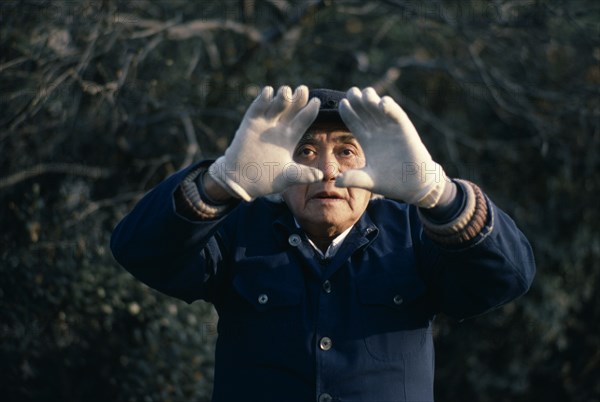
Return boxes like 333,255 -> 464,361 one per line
333,134 -> 358,144
296,132 -> 358,148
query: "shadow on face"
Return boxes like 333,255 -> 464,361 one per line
282,123 -> 371,240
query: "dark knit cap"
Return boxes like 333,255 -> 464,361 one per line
308,88 -> 347,128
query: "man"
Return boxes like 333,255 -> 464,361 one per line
111,85 -> 535,402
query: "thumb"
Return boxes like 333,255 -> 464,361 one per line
335,169 -> 375,190
284,163 -> 324,184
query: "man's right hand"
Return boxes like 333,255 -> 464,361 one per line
208,85 -> 324,202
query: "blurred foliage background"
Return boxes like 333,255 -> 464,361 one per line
1,0 -> 599,401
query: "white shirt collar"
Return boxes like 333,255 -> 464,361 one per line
294,219 -> 354,259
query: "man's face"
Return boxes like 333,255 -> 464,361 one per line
282,127 -> 371,237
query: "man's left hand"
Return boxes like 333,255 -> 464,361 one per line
336,87 -> 448,208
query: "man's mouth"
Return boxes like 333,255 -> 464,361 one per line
311,191 -> 345,200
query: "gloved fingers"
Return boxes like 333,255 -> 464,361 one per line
245,86 -> 274,118
335,168 -> 375,190
339,98 -> 370,141
283,163 -> 324,185
361,87 -> 387,120
286,96 -> 321,138
265,86 -> 294,120
345,87 -> 379,126
379,96 -> 419,136
278,85 -> 310,123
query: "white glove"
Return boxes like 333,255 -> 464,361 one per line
208,85 -> 323,201
336,87 -> 447,208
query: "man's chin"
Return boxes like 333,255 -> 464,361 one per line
305,212 -> 346,228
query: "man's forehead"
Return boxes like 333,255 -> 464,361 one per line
297,130 -> 360,146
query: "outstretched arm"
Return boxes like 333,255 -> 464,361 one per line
336,87 -> 535,319
111,85 -> 323,303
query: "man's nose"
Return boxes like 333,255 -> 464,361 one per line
319,154 -> 340,181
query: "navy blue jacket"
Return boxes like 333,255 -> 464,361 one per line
111,166 -> 535,402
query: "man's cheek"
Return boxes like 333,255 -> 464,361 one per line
354,155 -> 367,169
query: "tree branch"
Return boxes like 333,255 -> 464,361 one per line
0,163 -> 112,189
179,113 -> 200,169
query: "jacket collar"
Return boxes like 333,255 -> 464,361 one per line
271,200 -> 379,253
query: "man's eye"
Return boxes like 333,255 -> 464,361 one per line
298,148 -> 315,157
340,148 -> 355,157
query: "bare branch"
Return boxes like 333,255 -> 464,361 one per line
7,68 -> 75,132
185,46 -> 202,79
371,67 -> 401,94
179,113 -> 200,169
194,117 -> 224,152
124,17 -> 263,42
136,155 -> 175,191
199,31 -> 223,70
63,192 -> 142,228
135,35 -> 163,65
168,19 -> 263,42
466,41 -> 551,135
0,56 -> 29,73
372,67 -> 482,154
389,85 -> 483,152
127,16 -> 181,40
0,163 -> 112,189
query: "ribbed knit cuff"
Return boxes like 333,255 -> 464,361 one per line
175,165 -> 238,220
208,156 -> 254,202
418,179 -> 488,245
412,163 -> 447,208
419,180 -> 464,223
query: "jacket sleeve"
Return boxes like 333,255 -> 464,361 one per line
415,180 -> 536,320
110,163 -> 238,304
